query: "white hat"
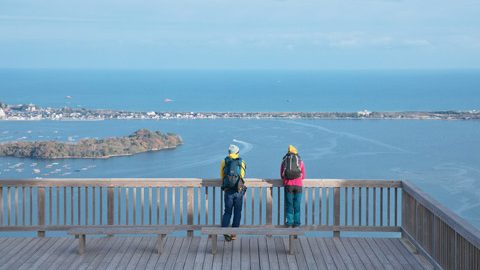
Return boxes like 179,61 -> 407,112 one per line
228,144 -> 240,154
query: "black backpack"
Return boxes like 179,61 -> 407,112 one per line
281,153 -> 302,180
222,157 -> 243,190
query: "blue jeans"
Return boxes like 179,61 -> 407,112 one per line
285,185 -> 302,226
222,190 -> 244,228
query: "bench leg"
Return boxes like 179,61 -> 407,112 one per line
187,230 -> 194,237
289,235 -> 295,255
211,235 -> 217,255
78,234 -> 86,255
37,231 -> 45,238
157,234 -> 166,254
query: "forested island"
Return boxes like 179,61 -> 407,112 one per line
0,129 -> 182,159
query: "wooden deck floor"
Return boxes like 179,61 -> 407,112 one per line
0,236 -> 433,270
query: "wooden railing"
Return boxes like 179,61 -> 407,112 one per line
402,181 -> 480,270
0,179 -> 401,234
0,178 -> 478,269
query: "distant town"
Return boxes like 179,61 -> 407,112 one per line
0,101 -> 479,121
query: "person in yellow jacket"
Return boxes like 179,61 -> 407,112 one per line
220,144 -> 246,241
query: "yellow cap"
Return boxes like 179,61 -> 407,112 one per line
288,145 -> 298,154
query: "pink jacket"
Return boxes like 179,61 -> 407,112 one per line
280,160 -> 305,186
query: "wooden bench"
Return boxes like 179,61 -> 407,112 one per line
67,227 -> 174,255
201,227 -> 304,255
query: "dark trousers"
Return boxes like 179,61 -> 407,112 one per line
222,189 -> 244,228
285,185 -> 302,226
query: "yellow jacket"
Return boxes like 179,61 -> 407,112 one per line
220,153 -> 246,179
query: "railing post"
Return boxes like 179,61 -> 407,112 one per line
37,187 -> 45,237
333,187 -> 340,237
187,187 -> 194,237
107,187 -> 114,225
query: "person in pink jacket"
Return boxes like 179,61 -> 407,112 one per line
280,145 -> 305,227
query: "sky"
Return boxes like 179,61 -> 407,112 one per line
0,0 -> 480,69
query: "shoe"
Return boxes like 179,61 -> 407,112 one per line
284,224 -> 293,228
230,234 -> 237,241
224,234 -> 232,242
292,224 -> 300,228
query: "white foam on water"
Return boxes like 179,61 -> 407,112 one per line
285,120 -> 411,154
232,139 -> 253,155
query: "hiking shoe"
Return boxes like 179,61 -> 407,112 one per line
224,234 -> 232,242
230,234 -> 237,241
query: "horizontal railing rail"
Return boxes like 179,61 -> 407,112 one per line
402,181 -> 480,270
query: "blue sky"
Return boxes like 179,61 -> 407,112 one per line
1,0 -> 479,69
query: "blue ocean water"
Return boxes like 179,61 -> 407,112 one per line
1,69 -> 480,112
0,69 -> 480,228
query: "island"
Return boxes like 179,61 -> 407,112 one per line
0,129 -> 182,159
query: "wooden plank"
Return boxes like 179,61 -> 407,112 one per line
344,187 -> 348,226
380,188 -> 384,226
306,237 -> 327,269
338,238 -> 367,270
201,227 -> 304,235
106,237 -> 141,270
0,186 -> 3,225
373,238 -> 407,270
38,187 -> 45,228
259,188 -> 263,225
0,237 -> 35,265
299,237 -> 318,270
192,237 -> 208,270
389,238 -> 426,270
202,236 -> 214,270
358,187 -> 362,226
275,237 -> 290,270
373,188 -> 377,226
355,238 -> 388,270
2,238 -> 53,269
19,238 -> 68,270
108,187 -> 114,225
221,237 -> 233,270
174,237 -> 192,269
323,238 -> 347,270
334,187 -> 340,236
153,237 -> 175,270
39,238 -> 77,270
304,187 -> 309,225
266,237 -> 280,270
249,238 -> 260,270
266,188 -> 273,226
94,237 -> 128,270
332,237 -> 357,270
293,236 -> 309,270
165,237 -> 184,270
365,238 -> 397,270
79,237 -> 112,269
231,236 -> 242,270
48,239 -> 78,270
387,187 -> 391,226
184,237 -> 201,270
258,237 -> 270,270
127,237 -> 155,270
282,237 -> 299,270
114,237 -> 143,270
366,187 -> 369,226
211,238 -> 224,270
381,238 -> 418,270
326,187 -> 330,225
92,186 -> 96,225
347,238 -> 377,270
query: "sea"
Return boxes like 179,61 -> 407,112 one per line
0,69 -> 479,228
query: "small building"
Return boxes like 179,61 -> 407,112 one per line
357,110 -> 372,117
0,108 -> 5,119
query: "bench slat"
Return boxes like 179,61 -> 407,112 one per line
68,227 -> 174,235
201,227 -> 304,236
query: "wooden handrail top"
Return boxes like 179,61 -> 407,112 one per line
0,178 -> 402,188
403,180 -> 480,249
